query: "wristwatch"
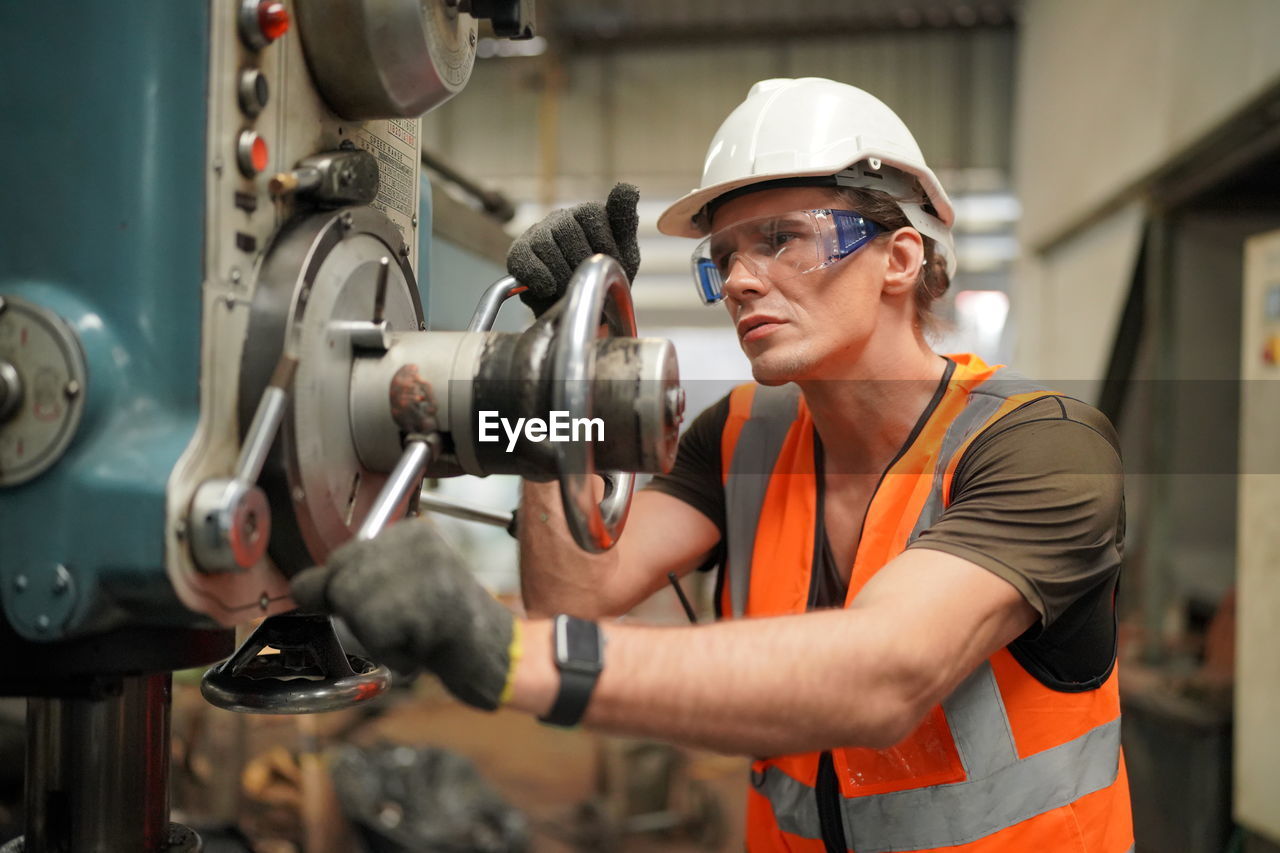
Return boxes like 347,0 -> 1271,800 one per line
539,614 -> 604,727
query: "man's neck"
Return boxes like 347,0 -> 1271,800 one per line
798,337 -> 949,477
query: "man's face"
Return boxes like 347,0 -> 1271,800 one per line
708,186 -> 889,385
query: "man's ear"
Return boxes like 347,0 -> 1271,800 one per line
881,228 -> 925,296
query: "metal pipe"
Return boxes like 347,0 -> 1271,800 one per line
468,274 -> 523,332
234,356 -> 297,484
23,674 -> 173,852
419,149 -> 515,222
416,490 -> 514,529
356,438 -> 434,541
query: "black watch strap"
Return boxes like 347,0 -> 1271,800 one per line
539,615 -> 603,728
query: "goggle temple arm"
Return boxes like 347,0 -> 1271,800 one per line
694,256 -> 725,305
830,210 -> 882,261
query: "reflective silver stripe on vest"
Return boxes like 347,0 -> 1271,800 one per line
941,662 -> 1019,780
907,367 -> 1053,542
754,717 -> 1122,852
724,384 -> 800,618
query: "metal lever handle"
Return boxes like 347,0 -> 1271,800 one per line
234,357 -> 297,484
188,356 -> 297,573
356,437 -> 437,541
468,275 -> 524,332
417,490 -> 515,530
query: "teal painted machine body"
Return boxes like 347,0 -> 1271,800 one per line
0,4 -> 210,639
0,3 -> 436,644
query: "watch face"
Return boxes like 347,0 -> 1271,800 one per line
557,616 -> 603,675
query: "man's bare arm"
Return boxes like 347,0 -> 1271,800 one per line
519,482 -> 721,619
508,548 -> 1037,755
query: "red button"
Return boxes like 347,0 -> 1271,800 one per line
237,130 -> 269,177
257,1 -> 290,42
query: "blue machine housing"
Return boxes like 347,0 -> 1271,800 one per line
0,4 -> 435,651
0,4 -> 212,640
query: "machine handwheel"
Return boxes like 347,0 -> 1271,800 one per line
549,254 -> 637,553
201,612 -> 390,714
467,256 -> 641,553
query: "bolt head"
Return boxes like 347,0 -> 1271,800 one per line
14,575 -> 28,592
64,380 -> 81,399
259,593 -> 270,610
35,615 -> 50,631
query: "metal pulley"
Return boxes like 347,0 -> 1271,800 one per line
294,0 -> 479,120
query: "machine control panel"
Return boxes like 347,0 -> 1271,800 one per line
167,0 -> 481,624
0,296 -> 87,488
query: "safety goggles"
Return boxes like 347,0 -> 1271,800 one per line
691,209 -> 882,305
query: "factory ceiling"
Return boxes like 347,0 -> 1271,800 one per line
532,0 -> 1019,50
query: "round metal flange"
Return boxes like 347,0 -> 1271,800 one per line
240,207 -> 424,574
294,0 -> 477,119
0,295 -> 88,487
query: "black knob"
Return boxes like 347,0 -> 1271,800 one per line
468,0 -> 535,39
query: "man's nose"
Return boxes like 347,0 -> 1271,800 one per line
721,256 -> 769,301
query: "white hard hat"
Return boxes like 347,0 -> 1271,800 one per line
657,77 -> 956,279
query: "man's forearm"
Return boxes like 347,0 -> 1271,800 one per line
518,479 -> 622,618
507,609 -> 918,756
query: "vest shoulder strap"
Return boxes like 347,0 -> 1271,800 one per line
908,366 -> 1059,541
723,384 -> 801,619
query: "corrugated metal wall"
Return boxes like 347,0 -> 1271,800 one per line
422,28 -> 1017,206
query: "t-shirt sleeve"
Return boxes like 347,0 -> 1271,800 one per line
642,394 -> 730,535
906,396 -> 1125,632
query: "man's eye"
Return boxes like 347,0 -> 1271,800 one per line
769,231 -> 800,249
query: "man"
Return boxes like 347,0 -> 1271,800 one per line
294,78 -> 1133,851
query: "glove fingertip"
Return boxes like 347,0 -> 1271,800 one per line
606,182 -> 640,218
289,566 -> 335,613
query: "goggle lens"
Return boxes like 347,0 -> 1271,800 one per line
691,209 -> 881,305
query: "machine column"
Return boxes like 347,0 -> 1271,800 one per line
17,674 -> 196,853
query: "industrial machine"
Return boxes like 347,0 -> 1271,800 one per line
0,2 -> 681,850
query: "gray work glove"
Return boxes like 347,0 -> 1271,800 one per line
507,182 -> 641,316
290,520 -> 516,712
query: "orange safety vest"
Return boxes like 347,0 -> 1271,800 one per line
719,353 -> 1132,853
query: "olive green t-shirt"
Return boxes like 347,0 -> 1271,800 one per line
644,374 -> 1124,690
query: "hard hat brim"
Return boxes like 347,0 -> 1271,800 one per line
657,154 -> 956,239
